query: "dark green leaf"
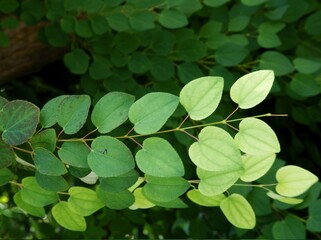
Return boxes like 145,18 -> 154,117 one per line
307,199 -> 321,232
99,170 -> 138,192
204,0 -> 229,7
106,10 -> 130,32
289,73 -> 321,97
129,10 -> 155,31
63,49 -> 90,74
150,56 -> 174,81
158,9 -> 188,29
151,30 -> 175,56
89,60 -> 112,80
35,171 -> 69,192
0,168 -> 13,186
228,15 -> 250,32
0,100 -> 39,146
114,32 -> 140,54
259,51 -> 294,76
58,141 -> 90,168
30,129 -> 56,152
96,186 -> 134,209
272,216 -> 306,239
0,140 -> 15,168
44,23 -> 69,47
215,43 -> 249,66
304,10 -> 321,36
128,52 -> 150,74
75,19 -> 92,38
177,62 -> 203,84
40,95 -> 67,128
90,15 -> 109,35
0,0 -> 19,13
177,39 -> 207,61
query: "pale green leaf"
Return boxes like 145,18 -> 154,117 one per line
136,137 -> 184,177
220,193 -> 256,229
197,167 -> 242,196
276,165 -> 318,197
52,201 -> 87,232
189,126 -> 242,171
230,70 -> 274,109
91,92 -> 135,133
240,154 -> 276,182
57,95 -> 91,134
235,118 -> 280,155
13,192 -> 46,218
88,136 -> 135,177
267,191 -> 303,205
179,76 -> 224,120
68,186 -> 104,216
128,92 -> 179,134
58,141 -> 90,168
187,189 -> 226,207
130,188 -> 155,209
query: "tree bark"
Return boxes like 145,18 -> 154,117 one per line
0,22 -> 68,85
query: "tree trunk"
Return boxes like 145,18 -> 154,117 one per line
0,22 -> 68,85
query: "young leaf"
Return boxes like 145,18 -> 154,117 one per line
187,189 -> 226,207
220,193 -> 256,229
128,92 -> 179,134
197,168 -> 242,196
34,147 -> 67,176
130,188 -> 155,209
0,100 -> 39,146
235,118 -> 280,155
0,140 -> 15,168
68,186 -> 104,216
52,201 -> 87,232
136,137 -> 185,177
30,129 -> 56,152
13,192 -> 46,218
189,126 -> 243,171
91,92 -> 135,133
40,95 -> 67,128
240,154 -> 276,182
21,177 -> 59,207
96,186 -> 134,210
88,136 -> 135,177
142,175 -> 190,203
57,95 -> 91,134
179,76 -> 224,120
230,70 -> 274,109
266,191 -> 303,205
150,198 -> 188,209
58,141 -> 90,168
276,165 -> 318,197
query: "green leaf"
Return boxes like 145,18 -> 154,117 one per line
0,96 -> 8,109
136,137 -> 184,177
179,76 -> 223,120
58,142 -> 90,168
235,118 -> 280,155
228,15 -> 250,32
150,56 -> 175,81
0,168 -> 13,186
189,126 -> 243,171
220,193 -> 256,229
63,49 -> 90,74
258,32 -> 281,48
40,95 -> 67,128
289,73 -> 321,97
272,216 -> 306,239
0,100 -> 39,146
240,154 -> 276,182
128,52 -> 151,74
247,188 -> 272,216
106,10 -> 130,32
131,188 -> 155,209
0,31 -> 9,47
60,16 -> 75,33
75,19 -> 92,38
0,0 -> 19,13
215,43 -> 249,67
230,70 -> 275,109
34,147 -> 67,176
21,177 -> 59,207
13,192 -> 45,218
90,15 -> 109,35
129,10 -> 155,31
99,170 -> 138,192
158,9 -> 188,29
241,0 -> 267,6
88,136 -> 135,177
293,58 -> 321,74
30,129 -> 56,152
52,201 -> 87,232
142,175 -> 190,202
89,60 -> 112,80
82,0 -> 103,13
276,165 -> 318,197
44,23 -> 69,47
204,0 -> 229,7
304,10 -> 321,36
187,189 -> 226,207
151,30 -> 175,56
177,62 -> 203,84
266,191 -> 303,205
177,38 -> 207,61
68,187 -> 104,216
91,92 -> 135,133
35,171 -> 69,192
128,92 -> 179,134
197,168 -> 242,196
96,186 -> 134,210
0,140 -> 15,168
259,51 -> 294,76
307,199 -> 321,232
114,32 -> 140,54
57,95 -> 91,134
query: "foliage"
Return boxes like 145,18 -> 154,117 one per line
1,0 -> 321,239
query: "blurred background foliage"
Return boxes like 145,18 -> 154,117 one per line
0,0 -> 321,239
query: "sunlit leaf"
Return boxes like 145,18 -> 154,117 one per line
266,191 -> 303,205
128,92 -> 179,134
220,193 -> 256,229
230,70 -> 274,109
52,201 -> 87,232
276,165 -> 318,197
88,136 -> 135,177
91,92 -> 135,133
13,192 -> 46,218
189,126 -> 242,171
0,100 -> 39,146
187,189 -> 226,206
136,137 -> 184,177
130,188 -> 155,209
235,118 -> 280,155
179,76 -> 224,120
